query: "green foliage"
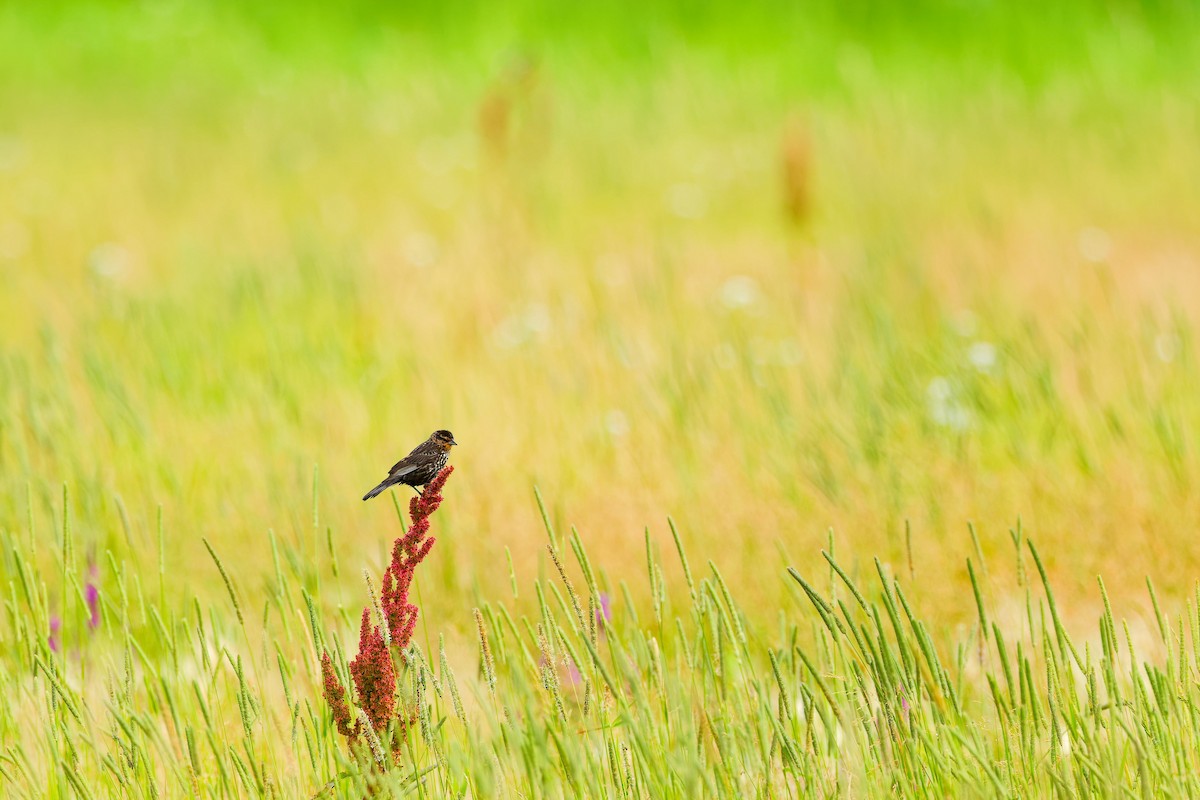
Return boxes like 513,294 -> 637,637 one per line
11,500 -> 1200,796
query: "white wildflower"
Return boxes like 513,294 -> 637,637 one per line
1155,333 -> 1179,363
667,183 -> 707,219
967,342 -> 997,373
718,275 -> 761,311
604,410 -> 629,438
1078,227 -> 1112,263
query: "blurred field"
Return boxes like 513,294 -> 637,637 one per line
3,1 -> 1200,795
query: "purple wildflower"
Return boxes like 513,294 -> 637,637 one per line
86,583 -> 100,630
86,562 -> 101,630
596,592 -> 612,629
49,616 -> 62,652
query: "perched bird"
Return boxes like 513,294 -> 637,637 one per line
362,430 -> 458,501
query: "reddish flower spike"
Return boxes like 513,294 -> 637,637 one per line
349,609 -> 396,732
320,651 -> 358,740
320,465 -> 453,755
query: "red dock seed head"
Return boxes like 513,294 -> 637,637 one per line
321,465 -> 453,755
349,609 -> 396,732
320,651 -> 358,740
380,466 -> 453,658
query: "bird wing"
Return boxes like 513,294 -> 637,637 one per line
387,461 -> 421,479
388,440 -> 433,475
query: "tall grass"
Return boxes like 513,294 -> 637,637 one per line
1,2 -> 1199,622
6,484 -> 1200,796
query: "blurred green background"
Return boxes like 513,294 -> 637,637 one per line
3,0 -> 1200,637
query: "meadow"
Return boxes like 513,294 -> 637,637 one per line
2,1 -> 1200,795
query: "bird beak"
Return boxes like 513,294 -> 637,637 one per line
451,438 -> 459,446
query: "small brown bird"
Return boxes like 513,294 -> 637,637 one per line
362,430 -> 458,501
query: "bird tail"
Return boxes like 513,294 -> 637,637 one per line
362,480 -> 391,501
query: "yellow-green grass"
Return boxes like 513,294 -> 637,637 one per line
2,1 -> 1200,795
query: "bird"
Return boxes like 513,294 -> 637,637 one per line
362,430 -> 458,501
